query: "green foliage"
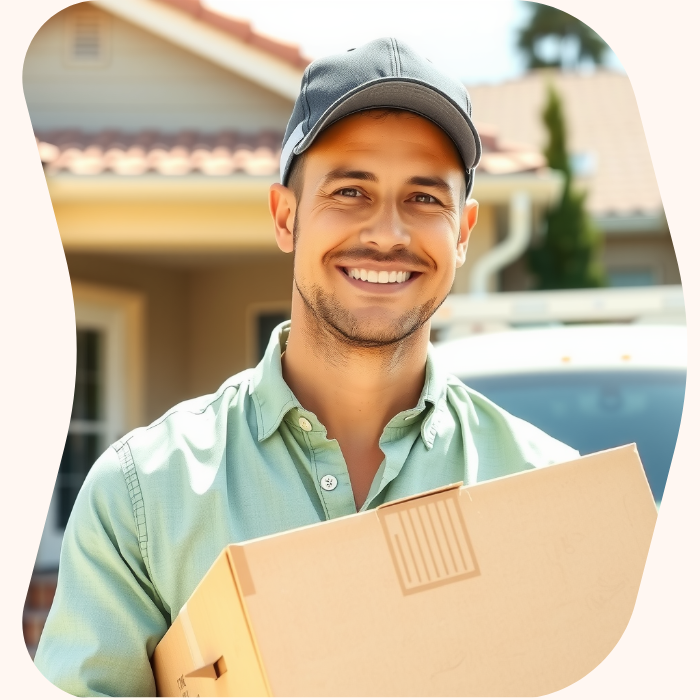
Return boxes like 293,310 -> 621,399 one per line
517,4 -> 609,70
528,85 -> 607,290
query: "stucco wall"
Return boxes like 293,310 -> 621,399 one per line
603,233 -> 682,286
188,254 -> 294,396
53,196 -> 279,253
23,3 -> 294,133
66,253 -> 191,422
66,250 -> 295,423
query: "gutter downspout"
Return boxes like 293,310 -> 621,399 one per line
469,191 -> 532,295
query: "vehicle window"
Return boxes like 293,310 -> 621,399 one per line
462,370 -> 686,505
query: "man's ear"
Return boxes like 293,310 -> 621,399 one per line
269,183 -> 297,253
456,199 -> 479,268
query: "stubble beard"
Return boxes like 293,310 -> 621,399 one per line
292,220 -> 447,351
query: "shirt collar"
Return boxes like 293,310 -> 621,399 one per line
250,320 -> 448,448
382,341 -> 448,449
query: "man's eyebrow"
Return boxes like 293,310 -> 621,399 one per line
320,169 -> 379,187
406,175 -> 454,194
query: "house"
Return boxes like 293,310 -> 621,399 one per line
22,0 -> 563,654
465,69 -> 681,290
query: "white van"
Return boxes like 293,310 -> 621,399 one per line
433,323 -> 687,506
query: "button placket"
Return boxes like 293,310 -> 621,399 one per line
290,409 -> 358,518
362,418 -> 425,509
306,436 -> 356,518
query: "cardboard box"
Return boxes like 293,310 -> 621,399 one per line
152,444 -> 657,697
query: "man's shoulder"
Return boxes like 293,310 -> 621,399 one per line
443,373 -> 506,416
443,373 -> 579,469
114,368 -> 256,469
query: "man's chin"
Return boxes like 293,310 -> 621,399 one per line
319,306 -> 435,350
295,280 -> 439,349
334,323 -> 415,348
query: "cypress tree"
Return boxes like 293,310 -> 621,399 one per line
528,84 -> 607,289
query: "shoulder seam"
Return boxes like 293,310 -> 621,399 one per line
112,439 -> 153,579
145,372 -> 251,433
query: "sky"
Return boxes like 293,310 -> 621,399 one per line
204,0 -> 625,86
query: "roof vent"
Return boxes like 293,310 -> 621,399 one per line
65,8 -> 110,67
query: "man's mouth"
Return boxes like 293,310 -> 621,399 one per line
343,268 -> 413,284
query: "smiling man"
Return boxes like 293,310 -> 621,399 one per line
35,39 -> 578,696
272,108 -> 479,510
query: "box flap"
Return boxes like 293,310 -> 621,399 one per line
376,481 -> 463,510
152,549 -> 270,697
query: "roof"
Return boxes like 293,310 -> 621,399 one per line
93,0 -> 307,101
154,0 -> 310,68
36,126 -> 547,179
466,70 -> 662,219
475,123 -> 546,176
36,130 -> 282,177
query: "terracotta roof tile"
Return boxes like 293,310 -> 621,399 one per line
476,123 -> 547,174
157,0 -> 311,69
36,130 -> 283,177
36,127 -> 546,179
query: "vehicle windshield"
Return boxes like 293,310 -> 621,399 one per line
462,370 -> 686,505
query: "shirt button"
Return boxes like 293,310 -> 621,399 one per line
320,474 -> 338,491
298,417 -> 312,432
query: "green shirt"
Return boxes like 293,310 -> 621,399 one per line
35,322 -> 578,697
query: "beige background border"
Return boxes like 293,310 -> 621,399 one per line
2,0 -> 696,696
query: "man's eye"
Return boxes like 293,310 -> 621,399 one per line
413,193 -> 438,204
337,188 -> 362,197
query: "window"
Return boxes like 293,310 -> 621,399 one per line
247,303 -> 291,365
257,311 -> 290,361
57,330 -> 106,527
608,269 -> 656,287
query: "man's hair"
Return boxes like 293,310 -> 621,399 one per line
286,109 -> 467,206
286,149 -> 308,204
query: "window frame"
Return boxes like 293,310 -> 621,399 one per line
34,282 -> 144,570
246,300 -> 292,367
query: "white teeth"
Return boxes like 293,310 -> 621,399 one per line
346,268 -> 412,284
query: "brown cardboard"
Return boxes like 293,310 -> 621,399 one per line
152,444 -> 657,697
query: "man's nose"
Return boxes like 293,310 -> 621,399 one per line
358,201 -> 410,250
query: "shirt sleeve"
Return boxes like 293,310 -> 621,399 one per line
34,444 -> 168,697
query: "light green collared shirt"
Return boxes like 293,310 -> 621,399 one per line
35,322 -> 578,697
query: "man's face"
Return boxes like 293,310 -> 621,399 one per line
280,110 -> 477,348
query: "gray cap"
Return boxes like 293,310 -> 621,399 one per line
280,37 -> 481,198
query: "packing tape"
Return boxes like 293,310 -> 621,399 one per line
179,602 -> 205,671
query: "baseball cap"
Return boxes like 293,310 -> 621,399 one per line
280,37 -> 481,198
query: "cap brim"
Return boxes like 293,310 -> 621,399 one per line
292,78 -> 481,180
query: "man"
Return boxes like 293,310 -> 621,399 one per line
35,38 -> 577,696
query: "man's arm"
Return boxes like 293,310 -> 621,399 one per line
34,445 -> 168,697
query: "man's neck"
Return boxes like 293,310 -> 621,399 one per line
281,298 -> 429,509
